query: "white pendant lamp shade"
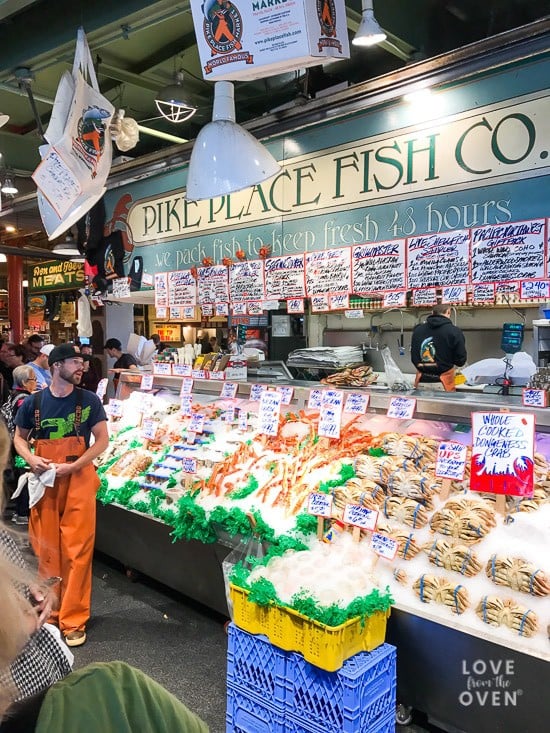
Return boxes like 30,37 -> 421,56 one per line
353,0 -> 387,47
186,82 -> 281,202
52,231 -> 81,257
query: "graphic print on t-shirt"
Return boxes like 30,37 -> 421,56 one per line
420,337 -> 437,364
39,405 -> 91,439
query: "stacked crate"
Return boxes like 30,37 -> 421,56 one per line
226,624 -> 396,733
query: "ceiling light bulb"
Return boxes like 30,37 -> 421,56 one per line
22,279 -> 29,288
155,70 -> 197,124
352,0 -> 387,47
1,177 -> 18,195
0,254 -> 6,263
5,225 -> 15,233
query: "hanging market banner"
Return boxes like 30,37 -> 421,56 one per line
28,260 -> 85,293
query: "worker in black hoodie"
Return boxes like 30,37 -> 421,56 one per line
411,304 -> 467,391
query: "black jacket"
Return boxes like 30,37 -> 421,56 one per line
411,315 -> 467,382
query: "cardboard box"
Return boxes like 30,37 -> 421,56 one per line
191,0 -> 350,81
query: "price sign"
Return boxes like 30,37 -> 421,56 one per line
258,390 -> 282,436
238,411 -> 248,431
141,419 -> 158,441
180,378 -> 194,395
112,277 -> 130,298
182,306 -> 194,319
310,294 -> 330,312
170,307 -> 182,319
383,291 -> 406,307
473,284 -> 495,302
107,399 -> 123,418
215,302 -> 229,316
182,457 -> 197,474
208,371 -> 225,381
141,374 -> 154,391
412,288 -> 437,306
250,383 -> 267,401
435,441 -> 468,480
278,386 -> 294,405
173,364 -> 192,377
221,382 -> 238,399
180,395 -> 193,416
307,492 -> 333,518
156,307 -> 167,319
371,533 -> 399,560
343,504 -> 378,531
287,298 -> 304,313
318,390 -> 344,439
344,392 -> 369,414
329,293 -> 349,310
307,389 -> 323,410
222,407 -> 236,422
442,285 -> 467,304
520,280 -> 550,300
522,388 -> 548,408
96,378 -> 108,400
186,431 -> 196,445
153,362 -> 172,375
191,370 -> 206,380
345,309 -> 364,319
189,414 -> 205,434
232,302 -> 247,315
201,304 -> 213,317
386,396 -> 416,420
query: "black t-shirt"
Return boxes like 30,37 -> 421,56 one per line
112,353 -> 137,389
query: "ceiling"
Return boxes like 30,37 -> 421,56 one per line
0,0 -> 549,257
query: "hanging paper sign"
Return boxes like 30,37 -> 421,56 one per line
470,412 -> 535,496
371,533 -> 399,561
182,456 -> 197,474
156,307 -> 167,319
472,284 -> 495,302
168,270 -> 197,307
278,386 -> 294,405
307,492 -> 333,518
232,302 -> 247,315
407,230 -> 469,289
250,383 -> 267,401
201,304 -> 213,317
258,389 -> 282,436
264,254 -> 306,299
180,394 -> 193,416
387,396 -> 416,420
435,441 -> 468,480
311,294 -> 330,312
345,309 -> 364,319
442,285 -> 467,304
140,374 -> 154,391
180,378 -> 194,395
343,504 -> 378,531
197,265 -> 229,305
183,306 -> 195,319
329,293 -> 349,310
471,219 -> 545,284
352,239 -> 406,293
383,291 -> 407,308
520,280 -> 550,300
154,272 -> 169,308
96,378 -> 108,400
221,382 -> 238,399
308,389 -> 323,410
344,392 -> 370,414
522,388 -> 548,408
229,260 -> 265,302
287,298 -> 305,314
141,419 -> 159,441
173,364 -> 192,377
318,390 -> 344,439
412,288 -> 437,306
247,301 -> 263,315
142,273 -> 154,287
107,398 -> 123,418
222,407 -> 236,422
153,362 -> 172,376
215,303 -> 229,316
191,369 -> 206,380
112,277 -> 131,299
32,147 -> 82,218
189,413 -> 205,434
305,248 -> 351,296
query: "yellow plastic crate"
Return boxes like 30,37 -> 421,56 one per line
230,584 -> 390,672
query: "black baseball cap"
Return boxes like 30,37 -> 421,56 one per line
48,344 -> 88,366
104,338 -> 122,350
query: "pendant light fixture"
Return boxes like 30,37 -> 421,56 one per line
52,230 -> 81,258
155,70 -> 198,123
1,177 -> 18,195
352,0 -> 387,47
186,81 -> 281,202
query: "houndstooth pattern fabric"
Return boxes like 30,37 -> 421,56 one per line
0,530 -> 72,700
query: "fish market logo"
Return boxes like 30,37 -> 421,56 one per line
459,659 -> 523,707
202,0 -> 253,74
317,0 -> 342,52
72,106 -> 110,178
420,337 -> 436,364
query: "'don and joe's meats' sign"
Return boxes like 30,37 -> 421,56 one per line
28,260 -> 85,292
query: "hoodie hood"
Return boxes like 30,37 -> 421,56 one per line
426,314 -> 451,329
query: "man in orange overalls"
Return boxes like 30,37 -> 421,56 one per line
14,344 -> 109,648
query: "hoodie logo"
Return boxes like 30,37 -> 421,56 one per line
420,336 -> 436,363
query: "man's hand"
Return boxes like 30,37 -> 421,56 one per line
29,455 -> 52,475
29,585 -> 54,629
54,462 -> 75,478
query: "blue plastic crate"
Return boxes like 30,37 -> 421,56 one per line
284,711 -> 396,733
226,684 -> 286,733
227,624 -> 287,708
285,643 -> 396,733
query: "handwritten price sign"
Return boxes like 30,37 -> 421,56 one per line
250,383 -> 267,401
180,395 -> 193,416
344,392 -> 369,414
371,533 -> 399,560
238,411 -> 248,431
387,396 -> 416,420
287,298 -> 304,314
107,399 -> 123,418
191,370 -> 206,380
96,378 -> 108,400
522,388 -> 547,408
173,364 -> 192,377
343,504 -> 378,531
318,390 -> 344,439
383,290 -> 406,307
278,386 -> 294,405
182,457 -> 197,474
435,441 -> 468,480
180,378 -> 194,395
307,389 -> 323,410
258,390 -> 282,436
189,414 -> 205,434
307,492 -> 333,518
141,419 -> 158,441
221,382 -> 238,399
140,374 -> 154,391
152,362 -> 172,375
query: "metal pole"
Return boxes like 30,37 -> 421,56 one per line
7,252 -> 24,342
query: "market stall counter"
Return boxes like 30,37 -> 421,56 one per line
95,372 -> 550,732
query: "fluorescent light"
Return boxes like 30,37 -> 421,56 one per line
352,0 -> 387,47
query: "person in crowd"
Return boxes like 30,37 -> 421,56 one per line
79,345 -> 103,393
103,338 -> 138,393
209,336 -> 220,353
150,333 -> 166,353
23,335 -> 45,363
227,327 -> 239,355
197,332 -> 213,355
1,365 -> 41,525
0,340 -> 13,401
13,344 -> 109,648
29,345 -> 54,390
1,344 -> 27,390
411,304 -> 467,391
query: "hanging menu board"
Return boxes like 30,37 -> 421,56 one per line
264,255 -> 306,299
407,230 -> 469,289
168,270 -> 197,306
197,265 -> 229,305
305,248 -> 351,296
471,219 -> 546,284
352,239 -> 406,293
229,260 -> 265,303
154,272 -> 169,308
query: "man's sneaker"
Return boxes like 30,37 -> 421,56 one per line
64,630 -> 86,647
13,515 -> 29,526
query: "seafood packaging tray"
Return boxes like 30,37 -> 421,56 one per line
229,585 -> 389,672
226,624 -> 396,733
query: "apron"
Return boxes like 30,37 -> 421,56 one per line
414,367 -> 456,392
28,390 -> 100,634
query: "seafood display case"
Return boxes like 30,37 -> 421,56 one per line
95,372 -> 550,733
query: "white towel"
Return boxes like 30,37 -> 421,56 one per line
12,468 -> 57,508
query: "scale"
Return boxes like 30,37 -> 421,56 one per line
495,322 -> 525,395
